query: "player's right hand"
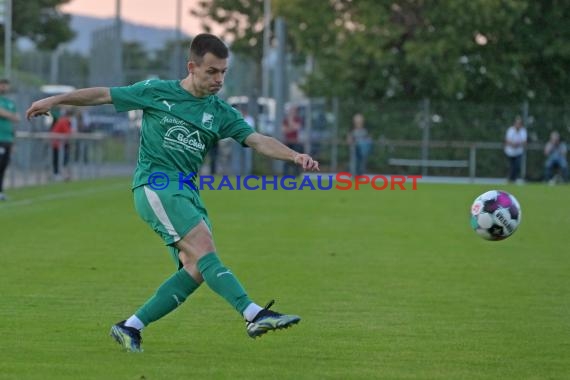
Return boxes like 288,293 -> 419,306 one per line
26,98 -> 55,120
293,153 -> 320,172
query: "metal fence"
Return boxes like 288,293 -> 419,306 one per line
313,139 -> 545,181
5,89 -> 568,188
4,131 -> 138,190
250,97 -> 568,182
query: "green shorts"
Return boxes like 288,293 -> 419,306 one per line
133,183 -> 212,267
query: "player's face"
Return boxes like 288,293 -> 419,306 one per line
0,83 -> 9,94
189,53 -> 228,96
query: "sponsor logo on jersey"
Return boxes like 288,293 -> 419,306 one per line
160,116 -> 188,127
163,126 -> 206,153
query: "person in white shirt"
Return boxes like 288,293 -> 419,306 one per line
504,116 -> 527,182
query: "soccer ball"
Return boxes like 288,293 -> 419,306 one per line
470,190 -> 522,241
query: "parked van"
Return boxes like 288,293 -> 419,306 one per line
227,96 -> 276,135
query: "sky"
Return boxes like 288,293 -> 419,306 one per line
59,0 -> 217,36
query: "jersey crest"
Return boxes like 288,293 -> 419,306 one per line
201,112 -> 214,130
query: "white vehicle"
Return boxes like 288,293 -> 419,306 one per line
227,96 -> 276,135
40,84 -> 76,96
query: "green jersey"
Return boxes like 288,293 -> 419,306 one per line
111,79 -> 255,189
0,96 -> 17,143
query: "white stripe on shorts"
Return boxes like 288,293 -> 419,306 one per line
143,186 -> 181,241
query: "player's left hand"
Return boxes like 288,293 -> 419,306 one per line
294,153 -> 320,172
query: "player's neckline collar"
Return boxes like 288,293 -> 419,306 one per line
177,80 -> 213,101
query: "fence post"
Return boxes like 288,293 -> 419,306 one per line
521,100 -> 529,180
469,144 -> 477,182
304,98 -> 312,156
331,97 -> 339,172
420,98 -> 431,176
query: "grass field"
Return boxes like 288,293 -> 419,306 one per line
0,178 -> 568,380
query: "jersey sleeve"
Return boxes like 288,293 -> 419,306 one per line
110,80 -> 154,112
219,107 -> 255,146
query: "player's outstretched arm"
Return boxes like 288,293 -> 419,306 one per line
26,87 -> 112,120
0,108 -> 20,123
245,132 -> 320,172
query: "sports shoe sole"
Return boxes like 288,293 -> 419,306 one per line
247,315 -> 301,339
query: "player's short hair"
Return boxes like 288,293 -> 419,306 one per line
0,78 -> 10,85
189,33 -> 229,64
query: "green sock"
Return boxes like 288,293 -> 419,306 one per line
135,268 -> 200,326
197,252 -> 252,314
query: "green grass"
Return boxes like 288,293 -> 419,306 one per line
0,178 -> 568,380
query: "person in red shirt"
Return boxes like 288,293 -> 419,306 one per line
51,110 -> 72,180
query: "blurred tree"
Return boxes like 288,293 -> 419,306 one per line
191,0 -> 265,91
54,49 -> 88,87
164,1 -> 570,104
191,0 -> 264,60
120,38 -> 195,83
148,38 -> 193,78
123,41 -> 152,84
273,0 -> 570,104
1,0 -> 75,50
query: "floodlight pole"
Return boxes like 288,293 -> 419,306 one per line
272,17 -> 286,174
262,0 -> 271,100
273,17 -> 286,144
3,0 -> 12,80
50,45 -> 65,83
175,0 -> 183,77
114,0 -> 124,85
521,100 -> 529,180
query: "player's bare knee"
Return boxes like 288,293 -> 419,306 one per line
176,221 -> 216,260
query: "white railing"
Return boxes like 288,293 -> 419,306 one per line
337,139 -> 545,181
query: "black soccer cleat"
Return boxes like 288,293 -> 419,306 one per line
246,300 -> 301,338
110,320 -> 143,352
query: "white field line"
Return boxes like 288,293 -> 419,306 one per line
0,182 -> 129,210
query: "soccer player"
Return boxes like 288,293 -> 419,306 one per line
26,34 -> 319,352
0,79 -> 20,201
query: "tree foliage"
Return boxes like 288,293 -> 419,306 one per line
190,0 -> 267,93
194,0 -> 570,104
3,0 -> 75,50
190,0 -> 265,62
274,0 -> 570,103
